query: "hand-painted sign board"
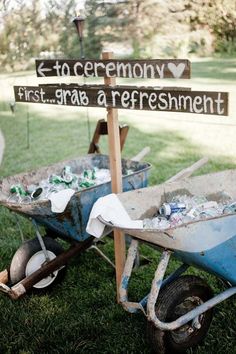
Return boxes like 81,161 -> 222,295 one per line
35,59 -> 191,79
14,85 -> 228,116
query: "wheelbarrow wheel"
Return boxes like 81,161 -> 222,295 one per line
147,275 -> 213,354
9,237 -> 66,290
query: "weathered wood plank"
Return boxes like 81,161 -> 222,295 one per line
102,51 -> 125,303
35,59 -> 191,79
14,85 -> 229,116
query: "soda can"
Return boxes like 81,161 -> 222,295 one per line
27,184 -> 38,194
10,184 -> 27,196
170,212 -> 184,226
63,174 -> 73,184
49,175 -> 63,184
83,169 -> 96,180
61,166 -> 73,184
159,202 -> 186,218
62,166 -> 71,175
31,187 -> 43,200
79,181 -> 95,189
223,202 -> 236,214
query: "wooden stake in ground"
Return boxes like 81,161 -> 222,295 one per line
102,51 -> 126,301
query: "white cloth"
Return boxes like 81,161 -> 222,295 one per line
48,189 -> 75,213
86,193 -> 143,238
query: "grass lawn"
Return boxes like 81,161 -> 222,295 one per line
0,57 -> 236,353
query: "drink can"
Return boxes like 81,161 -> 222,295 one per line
62,166 -> 71,175
61,166 -> 73,183
31,187 -> 43,199
63,174 -> 73,184
159,202 -> 186,218
223,202 -> 236,214
79,181 -> 95,189
83,169 -> 96,180
27,184 -> 38,194
49,175 -> 63,184
10,184 -> 27,196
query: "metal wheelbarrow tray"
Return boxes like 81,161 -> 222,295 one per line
0,154 -> 150,298
0,154 -> 150,241
101,169 -> 236,353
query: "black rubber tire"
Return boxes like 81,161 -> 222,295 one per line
147,275 -> 213,354
9,237 -> 66,290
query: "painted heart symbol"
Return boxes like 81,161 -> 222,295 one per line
167,63 -> 185,78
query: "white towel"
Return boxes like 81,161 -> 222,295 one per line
48,189 -> 75,213
86,193 -> 143,238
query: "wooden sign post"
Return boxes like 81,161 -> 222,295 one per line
102,52 -> 126,299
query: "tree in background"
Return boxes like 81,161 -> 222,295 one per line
207,0 -> 236,54
95,0 -> 169,58
83,0 -> 103,58
175,0 -> 236,54
1,0 -> 236,72
49,0 -> 80,58
0,0 -> 46,71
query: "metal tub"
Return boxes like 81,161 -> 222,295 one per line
102,169 -> 236,284
0,154 -> 151,242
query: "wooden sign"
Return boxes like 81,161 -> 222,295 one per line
14,85 -> 229,116
35,59 -> 191,79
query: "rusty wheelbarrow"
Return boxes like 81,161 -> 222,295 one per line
98,168 -> 236,353
0,154 -> 151,299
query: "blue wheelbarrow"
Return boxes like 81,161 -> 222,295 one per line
99,168 -> 236,353
0,154 -> 150,298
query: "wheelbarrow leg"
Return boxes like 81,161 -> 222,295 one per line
32,219 -> 50,262
0,269 -> 8,284
89,244 -> 115,268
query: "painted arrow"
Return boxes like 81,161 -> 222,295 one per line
37,62 -> 52,77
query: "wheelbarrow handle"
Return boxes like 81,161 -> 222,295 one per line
131,146 -> 150,162
166,157 -> 208,183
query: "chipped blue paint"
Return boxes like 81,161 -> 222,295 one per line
121,275 -> 129,289
139,294 -> 149,308
175,233 -> 236,285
